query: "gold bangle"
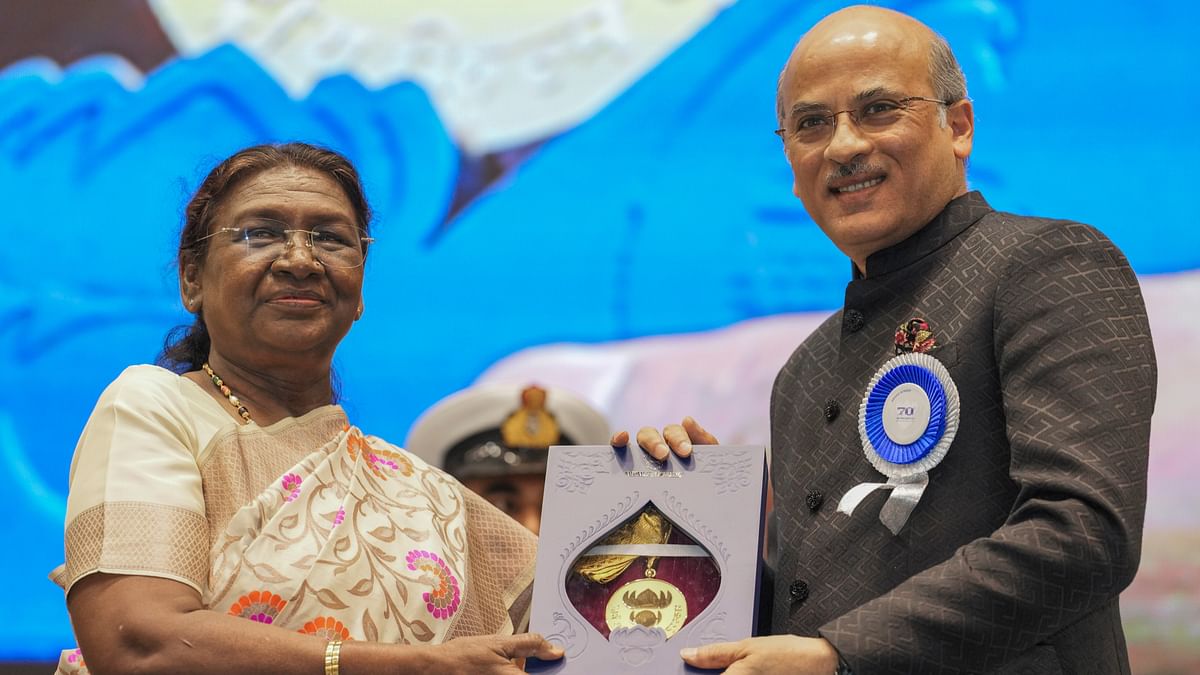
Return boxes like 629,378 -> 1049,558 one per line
324,639 -> 343,675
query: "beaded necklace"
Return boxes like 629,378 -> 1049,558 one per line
202,362 -> 253,423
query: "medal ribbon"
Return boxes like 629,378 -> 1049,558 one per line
573,509 -> 672,584
581,544 -> 707,557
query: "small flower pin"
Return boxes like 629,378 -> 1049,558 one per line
894,317 -> 936,355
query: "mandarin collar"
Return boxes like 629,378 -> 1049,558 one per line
853,191 -> 992,280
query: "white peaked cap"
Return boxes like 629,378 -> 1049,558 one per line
404,382 -> 611,470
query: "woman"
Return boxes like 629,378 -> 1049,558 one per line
51,143 -> 562,674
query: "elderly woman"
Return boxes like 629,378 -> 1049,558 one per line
51,143 -> 562,674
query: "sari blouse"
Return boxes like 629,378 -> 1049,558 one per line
52,365 -> 537,671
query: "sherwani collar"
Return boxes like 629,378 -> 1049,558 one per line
854,191 -> 992,280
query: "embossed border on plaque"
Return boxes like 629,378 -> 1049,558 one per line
548,491 -> 642,657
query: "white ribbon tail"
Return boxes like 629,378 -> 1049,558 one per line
878,473 -> 929,535
837,482 -> 891,517
837,473 -> 931,534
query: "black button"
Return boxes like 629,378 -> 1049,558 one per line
789,579 -> 809,604
823,399 -> 840,421
843,309 -> 865,333
805,490 -> 824,512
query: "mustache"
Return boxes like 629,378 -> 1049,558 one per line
826,161 -> 885,185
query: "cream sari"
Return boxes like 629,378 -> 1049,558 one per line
54,372 -> 535,673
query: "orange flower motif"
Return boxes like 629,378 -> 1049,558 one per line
228,590 -> 288,624
348,431 -> 414,481
298,615 -> 353,641
406,549 -> 461,620
346,430 -> 366,461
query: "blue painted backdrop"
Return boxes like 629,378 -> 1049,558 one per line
2,0 -> 1196,661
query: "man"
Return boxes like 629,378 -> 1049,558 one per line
406,383 -> 610,534
616,5 -> 1156,673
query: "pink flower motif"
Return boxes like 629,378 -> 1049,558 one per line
67,648 -> 85,666
333,506 -> 345,526
406,549 -> 461,620
281,473 -> 303,502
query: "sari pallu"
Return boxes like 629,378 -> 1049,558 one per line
56,407 -> 537,673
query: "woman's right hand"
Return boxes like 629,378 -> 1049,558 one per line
428,633 -> 563,673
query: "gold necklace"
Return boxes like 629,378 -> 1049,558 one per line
201,362 -> 253,423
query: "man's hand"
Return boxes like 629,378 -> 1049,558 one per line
609,416 -> 719,460
679,635 -> 840,674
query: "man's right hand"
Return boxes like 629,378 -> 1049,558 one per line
610,416 -> 719,460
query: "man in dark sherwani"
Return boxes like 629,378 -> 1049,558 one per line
616,5 -> 1157,674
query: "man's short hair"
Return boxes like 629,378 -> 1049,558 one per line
929,33 -> 967,126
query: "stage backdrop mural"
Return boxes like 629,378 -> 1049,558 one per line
2,0 -> 1196,671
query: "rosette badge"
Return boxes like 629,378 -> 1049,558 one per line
837,351 -> 960,534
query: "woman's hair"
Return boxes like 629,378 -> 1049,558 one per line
157,142 -> 372,373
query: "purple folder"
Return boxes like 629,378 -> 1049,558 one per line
527,445 -> 767,674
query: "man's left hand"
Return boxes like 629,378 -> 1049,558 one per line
679,635 -> 840,674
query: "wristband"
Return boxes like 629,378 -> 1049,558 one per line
324,639 -> 342,675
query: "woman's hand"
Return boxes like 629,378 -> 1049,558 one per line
425,633 -> 563,673
610,416 -> 719,460
66,572 -> 564,674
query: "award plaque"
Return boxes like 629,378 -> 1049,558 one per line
526,445 -> 767,674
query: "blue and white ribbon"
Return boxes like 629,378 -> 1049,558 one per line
837,352 -> 959,534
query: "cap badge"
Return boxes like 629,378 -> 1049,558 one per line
500,385 -> 561,448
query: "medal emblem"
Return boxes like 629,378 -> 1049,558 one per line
604,559 -> 688,638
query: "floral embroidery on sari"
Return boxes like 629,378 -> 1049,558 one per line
228,590 -> 288,624
280,473 -> 303,502
206,424 -> 469,645
346,429 -> 413,480
298,616 -> 353,640
406,549 -> 462,620
54,647 -> 89,674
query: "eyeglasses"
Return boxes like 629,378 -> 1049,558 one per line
775,96 -> 950,145
197,218 -> 374,269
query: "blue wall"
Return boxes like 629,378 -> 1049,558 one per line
2,0 -> 1196,661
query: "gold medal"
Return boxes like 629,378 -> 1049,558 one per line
604,558 -> 688,638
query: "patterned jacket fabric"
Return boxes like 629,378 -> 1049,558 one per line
770,191 -> 1156,674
